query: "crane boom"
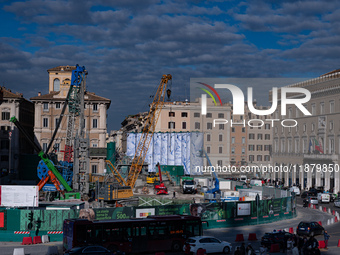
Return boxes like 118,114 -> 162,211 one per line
126,74 -> 172,188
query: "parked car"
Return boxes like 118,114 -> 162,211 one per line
334,198 -> 340,208
64,245 -> 119,255
296,222 -> 324,237
317,193 -> 330,203
330,193 -> 337,202
261,231 -> 293,249
308,188 -> 318,196
301,191 -> 314,198
289,186 -> 300,195
184,236 -> 232,254
308,196 -> 318,205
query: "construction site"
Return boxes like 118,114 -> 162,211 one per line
0,65 -> 296,254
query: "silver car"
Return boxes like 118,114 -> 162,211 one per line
309,196 -> 318,205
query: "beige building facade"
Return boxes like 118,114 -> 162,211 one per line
156,98 -> 232,168
30,66 -> 111,174
0,87 -> 34,178
271,69 -> 340,193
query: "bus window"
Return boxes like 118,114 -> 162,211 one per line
140,226 -> 147,236
94,226 -> 103,243
110,228 -> 120,241
121,228 -> 131,241
103,228 -> 110,243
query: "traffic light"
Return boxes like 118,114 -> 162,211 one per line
28,211 -> 33,222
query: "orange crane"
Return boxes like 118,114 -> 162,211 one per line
99,74 -> 172,201
126,74 -> 172,188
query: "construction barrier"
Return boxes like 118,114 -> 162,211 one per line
21,237 -> 32,245
319,240 -> 325,249
197,249 -> 206,255
33,236 -> 42,244
13,248 -> 25,255
289,227 -> 294,234
269,243 -> 280,253
248,233 -> 257,241
235,234 -> 244,242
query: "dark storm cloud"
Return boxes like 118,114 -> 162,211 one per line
1,0 -> 340,129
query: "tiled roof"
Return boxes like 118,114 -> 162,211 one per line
30,91 -> 60,100
47,66 -> 77,72
320,69 -> 340,77
0,86 -> 23,99
30,91 -> 110,103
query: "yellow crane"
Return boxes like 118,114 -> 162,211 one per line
127,74 -> 172,188
99,74 -> 172,200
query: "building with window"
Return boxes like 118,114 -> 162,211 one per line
156,98 -> 232,168
271,69 -> 340,192
30,66 -> 111,174
0,86 -> 34,178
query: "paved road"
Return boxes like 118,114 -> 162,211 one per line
1,199 -> 339,255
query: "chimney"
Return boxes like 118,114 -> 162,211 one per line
38,92 -> 41,96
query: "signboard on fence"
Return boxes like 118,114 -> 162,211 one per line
237,203 -> 251,216
0,186 -> 39,207
136,208 -> 155,218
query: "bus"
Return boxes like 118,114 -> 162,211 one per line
63,215 -> 202,253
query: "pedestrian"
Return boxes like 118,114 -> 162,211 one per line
287,237 -> 293,255
240,243 -> 246,255
292,243 -> 299,255
324,230 -> 330,249
246,243 -> 255,255
259,244 -> 267,255
234,246 -> 241,255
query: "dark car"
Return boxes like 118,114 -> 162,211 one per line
261,231 -> 293,249
301,191 -> 314,198
308,188 -> 318,196
296,222 -> 324,237
64,245 -> 118,255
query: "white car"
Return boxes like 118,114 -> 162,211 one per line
289,186 -> 300,195
184,236 -> 232,254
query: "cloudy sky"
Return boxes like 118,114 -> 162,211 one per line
1,0 -> 340,130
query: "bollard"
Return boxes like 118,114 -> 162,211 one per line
319,206 -> 322,211
328,208 -> 332,214
13,248 -> 25,255
333,210 -> 335,216
323,207 -> 327,212
338,239 -> 340,247
331,218 -> 335,224
318,221 -> 322,226
235,234 -> 244,242
335,216 -> 338,223
289,227 -> 294,234
33,236 -> 42,244
248,233 -> 257,241
327,219 -> 330,225
21,237 -> 32,245
42,235 -> 49,243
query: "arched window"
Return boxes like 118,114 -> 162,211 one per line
53,78 -> 60,91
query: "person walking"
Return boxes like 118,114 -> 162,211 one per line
240,243 -> 246,255
292,243 -> 299,255
324,230 -> 330,249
